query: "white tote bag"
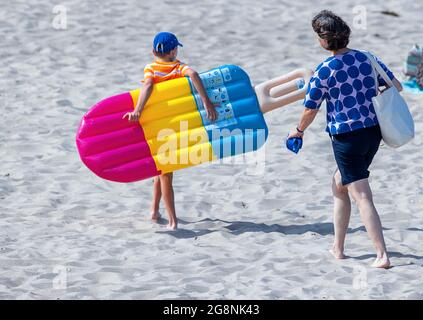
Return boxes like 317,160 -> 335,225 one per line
362,51 -> 415,148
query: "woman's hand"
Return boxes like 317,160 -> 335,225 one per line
287,128 -> 304,140
122,111 -> 141,122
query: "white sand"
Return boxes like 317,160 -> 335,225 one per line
1,0 -> 422,299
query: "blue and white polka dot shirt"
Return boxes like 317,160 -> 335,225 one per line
304,49 -> 395,135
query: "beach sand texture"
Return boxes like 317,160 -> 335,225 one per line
0,0 -> 422,299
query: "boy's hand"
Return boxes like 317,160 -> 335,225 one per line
203,99 -> 218,121
122,111 -> 141,122
185,69 -> 218,122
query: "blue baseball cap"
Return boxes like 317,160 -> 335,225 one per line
153,32 -> 183,54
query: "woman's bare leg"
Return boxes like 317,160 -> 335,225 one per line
347,178 -> 390,268
160,172 -> 177,230
151,176 -> 161,221
331,170 -> 351,259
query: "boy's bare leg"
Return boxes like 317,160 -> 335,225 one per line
330,170 -> 351,259
151,176 -> 161,221
347,178 -> 390,269
160,172 -> 177,229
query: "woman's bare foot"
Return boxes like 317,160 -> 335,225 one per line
371,253 -> 390,269
151,211 -> 161,222
167,222 -> 177,230
329,244 -> 345,259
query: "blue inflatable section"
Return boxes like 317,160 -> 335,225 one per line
402,79 -> 423,94
189,65 -> 268,160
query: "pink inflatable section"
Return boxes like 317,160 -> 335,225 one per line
76,92 -> 160,182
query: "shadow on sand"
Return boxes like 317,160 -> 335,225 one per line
155,218 -> 390,239
155,219 -> 422,264
350,252 -> 423,261
153,218 -> 423,267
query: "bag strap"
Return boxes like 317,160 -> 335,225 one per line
361,51 -> 394,88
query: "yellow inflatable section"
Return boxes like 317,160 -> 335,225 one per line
129,78 -> 216,174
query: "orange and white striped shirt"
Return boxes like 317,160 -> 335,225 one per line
143,60 -> 192,84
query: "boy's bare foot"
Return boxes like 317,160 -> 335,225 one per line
371,253 -> 390,269
151,212 -> 161,222
329,244 -> 345,259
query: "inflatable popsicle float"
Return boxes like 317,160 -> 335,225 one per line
76,65 -> 313,183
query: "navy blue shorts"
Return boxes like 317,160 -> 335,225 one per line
331,125 -> 382,186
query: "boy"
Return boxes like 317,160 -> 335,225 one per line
123,32 -> 217,230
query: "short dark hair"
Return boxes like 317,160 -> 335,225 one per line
312,10 -> 351,51
153,49 -> 171,58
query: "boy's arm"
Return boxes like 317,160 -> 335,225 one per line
184,69 -> 217,121
123,77 -> 154,122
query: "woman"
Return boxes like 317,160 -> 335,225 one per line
288,10 -> 403,268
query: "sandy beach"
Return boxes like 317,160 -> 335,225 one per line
0,0 -> 422,299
